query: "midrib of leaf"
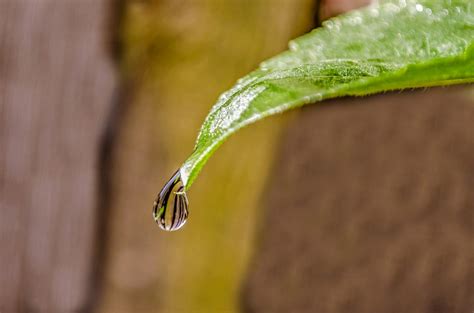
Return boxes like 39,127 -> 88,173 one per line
179,0 -> 474,189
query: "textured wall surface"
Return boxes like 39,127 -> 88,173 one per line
243,86 -> 474,313
0,1 -> 116,311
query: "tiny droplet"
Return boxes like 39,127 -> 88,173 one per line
152,170 -> 189,231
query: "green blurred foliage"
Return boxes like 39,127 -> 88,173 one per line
98,1 -> 315,312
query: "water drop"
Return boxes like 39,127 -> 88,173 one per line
152,170 -> 189,231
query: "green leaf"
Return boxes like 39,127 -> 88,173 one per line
179,0 -> 474,189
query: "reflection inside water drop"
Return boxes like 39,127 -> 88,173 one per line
152,170 -> 189,231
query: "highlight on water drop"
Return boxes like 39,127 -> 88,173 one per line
152,170 -> 189,231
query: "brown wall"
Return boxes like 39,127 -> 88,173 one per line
0,0 -> 116,312
243,86 -> 474,313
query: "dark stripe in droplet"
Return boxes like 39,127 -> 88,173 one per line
170,191 -> 179,230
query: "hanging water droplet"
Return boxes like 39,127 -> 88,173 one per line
152,170 -> 189,231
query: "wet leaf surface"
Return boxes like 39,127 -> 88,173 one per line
180,0 -> 474,189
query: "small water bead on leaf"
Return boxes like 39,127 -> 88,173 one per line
152,170 -> 189,231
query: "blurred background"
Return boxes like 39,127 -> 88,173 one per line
1,1 -> 473,313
